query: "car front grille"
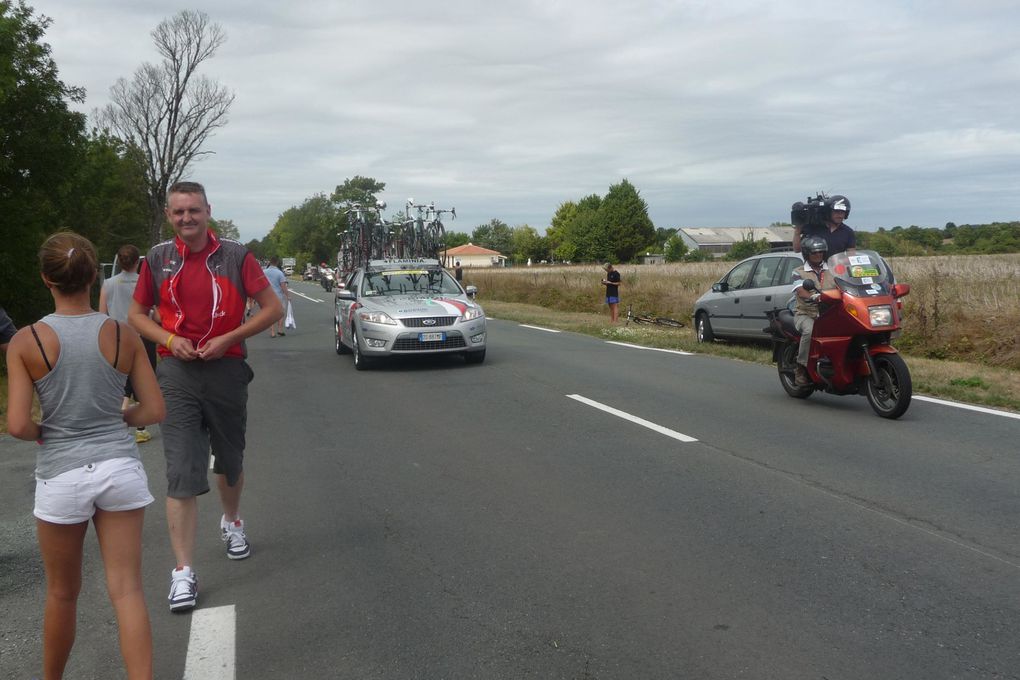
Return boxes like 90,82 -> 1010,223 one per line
401,316 -> 459,328
393,336 -> 468,351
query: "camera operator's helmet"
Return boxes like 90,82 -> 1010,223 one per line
826,195 -> 851,219
801,236 -> 828,260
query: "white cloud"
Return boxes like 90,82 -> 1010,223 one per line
29,0 -> 1020,242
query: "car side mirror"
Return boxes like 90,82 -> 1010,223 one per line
336,289 -> 356,301
891,283 -> 910,298
465,285 -> 478,298
712,282 -> 728,293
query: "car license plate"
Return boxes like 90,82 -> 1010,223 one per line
419,332 -> 445,342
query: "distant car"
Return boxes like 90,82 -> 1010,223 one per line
334,258 -> 487,369
693,251 -> 803,342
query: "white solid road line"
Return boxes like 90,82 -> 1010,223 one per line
520,324 -> 562,333
605,341 -> 694,355
183,605 -> 236,680
567,394 -> 698,442
913,395 -> 1020,421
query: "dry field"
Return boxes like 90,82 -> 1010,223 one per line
465,253 -> 1020,411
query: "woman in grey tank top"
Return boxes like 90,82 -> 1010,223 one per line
5,233 -> 165,680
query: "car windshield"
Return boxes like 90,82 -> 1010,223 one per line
362,268 -> 462,297
827,250 -> 894,296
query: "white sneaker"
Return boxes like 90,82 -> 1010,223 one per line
220,516 -> 251,560
168,566 -> 198,611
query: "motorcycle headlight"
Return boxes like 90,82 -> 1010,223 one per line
868,305 -> 893,327
358,310 -> 397,325
462,306 -> 484,321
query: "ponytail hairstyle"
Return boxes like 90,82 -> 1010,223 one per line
116,244 -> 141,272
39,232 -> 99,294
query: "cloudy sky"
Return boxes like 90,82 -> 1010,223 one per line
31,0 -> 1020,244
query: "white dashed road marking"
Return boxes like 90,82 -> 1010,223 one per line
183,605 -> 236,680
520,324 -> 561,333
291,290 -> 322,303
567,394 -> 698,442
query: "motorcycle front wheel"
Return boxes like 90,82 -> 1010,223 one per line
865,353 -> 912,419
778,343 -> 813,399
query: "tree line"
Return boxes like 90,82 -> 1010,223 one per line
2,3 -> 233,327
251,177 -> 667,271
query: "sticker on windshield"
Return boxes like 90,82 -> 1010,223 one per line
861,277 -> 874,284
382,270 -> 429,276
848,255 -> 872,266
850,265 -> 880,279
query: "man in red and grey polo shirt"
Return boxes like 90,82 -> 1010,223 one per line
129,181 -> 283,612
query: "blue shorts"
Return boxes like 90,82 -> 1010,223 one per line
606,296 -> 620,304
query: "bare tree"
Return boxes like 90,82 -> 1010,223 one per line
99,10 -> 234,245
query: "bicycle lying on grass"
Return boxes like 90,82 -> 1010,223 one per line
625,304 -> 685,328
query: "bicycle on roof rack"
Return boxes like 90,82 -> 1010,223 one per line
625,304 -> 685,328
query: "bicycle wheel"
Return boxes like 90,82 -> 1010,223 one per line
654,317 -> 685,328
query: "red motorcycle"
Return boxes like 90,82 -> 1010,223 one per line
766,250 -> 913,419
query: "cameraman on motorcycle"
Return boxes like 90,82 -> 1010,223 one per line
793,195 -> 856,255
791,236 -> 835,386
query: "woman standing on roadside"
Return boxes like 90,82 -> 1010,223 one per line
5,232 -> 165,680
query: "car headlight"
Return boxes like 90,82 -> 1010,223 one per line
358,309 -> 397,325
462,306 -> 484,321
868,305 -> 893,327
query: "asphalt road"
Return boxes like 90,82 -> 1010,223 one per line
2,279 -> 1019,679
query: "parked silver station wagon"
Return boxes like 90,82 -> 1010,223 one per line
693,251 -> 804,342
334,258 -> 487,369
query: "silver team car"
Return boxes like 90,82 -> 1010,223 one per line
334,258 -> 487,369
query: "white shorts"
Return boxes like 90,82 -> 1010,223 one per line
34,457 -> 154,524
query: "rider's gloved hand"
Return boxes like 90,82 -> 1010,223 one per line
809,293 -> 821,303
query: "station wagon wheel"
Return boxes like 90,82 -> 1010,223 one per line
351,327 -> 373,370
695,312 -> 715,343
464,349 -> 486,365
335,318 -> 350,355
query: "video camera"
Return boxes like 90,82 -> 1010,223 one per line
790,193 -> 829,227
787,193 -> 828,228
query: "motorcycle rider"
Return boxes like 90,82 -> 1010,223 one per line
792,195 -> 856,255
791,236 -> 835,386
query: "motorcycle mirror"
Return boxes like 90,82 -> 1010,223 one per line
802,279 -> 817,291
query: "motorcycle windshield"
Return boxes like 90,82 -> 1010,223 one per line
827,250 -> 893,297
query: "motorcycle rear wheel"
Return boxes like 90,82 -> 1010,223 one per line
865,353 -> 911,419
778,343 -> 813,399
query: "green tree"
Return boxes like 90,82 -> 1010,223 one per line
210,218 -> 240,240
0,0 -> 87,324
510,225 -> 544,264
443,231 -> 470,249
664,235 -> 688,262
65,131 -> 150,264
597,179 -> 655,263
267,194 -> 338,266
471,219 -> 513,254
330,175 -> 386,207
727,231 -> 770,261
